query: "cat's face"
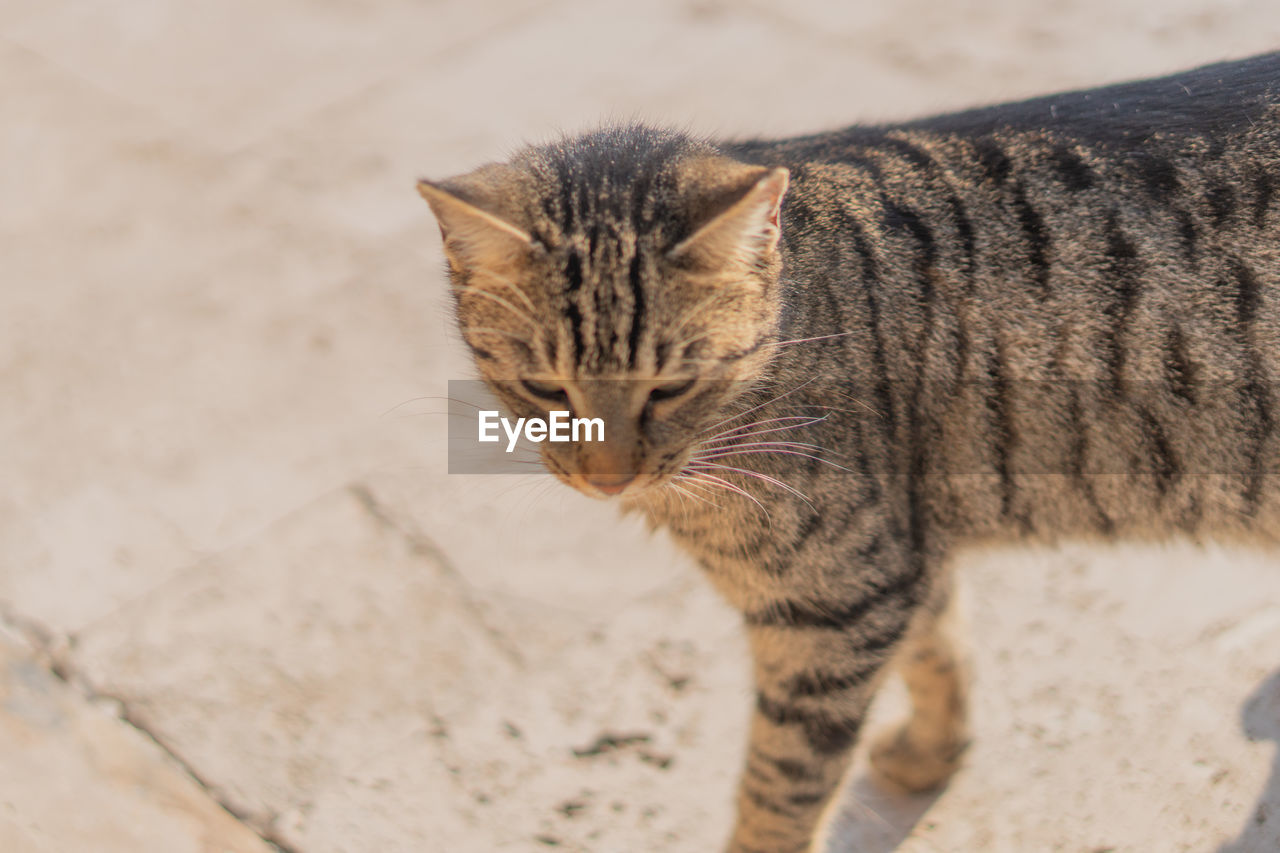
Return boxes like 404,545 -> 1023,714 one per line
420,128 -> 789,499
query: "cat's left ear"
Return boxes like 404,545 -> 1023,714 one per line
417,165 -> 535,271
670,164 -> 790,269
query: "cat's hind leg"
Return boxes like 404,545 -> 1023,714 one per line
868,573 -> 970,793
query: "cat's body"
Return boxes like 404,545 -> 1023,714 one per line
420,53 -> 1280,852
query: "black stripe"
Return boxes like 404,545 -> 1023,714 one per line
1012,182 -> 1051,298
1050,144 -> 1094,191
818,270 -> 846,344
565,300 -> 584,365
1206,178 -> 1236,227
1253,166 -> 1273,227
988,339 -> 1017,524
890,196 -> 938,564
1176,208 -> 1198,264
1102,212 -> 1141,388
1137,406 -> 1178,496
785,659 -> 883,699
743,761 -> 773,787
881,198 -> 937,269
627,253 -> 645,368
755,694 -> 861,756
837,209 -> 896,438
740,781 -> 797,818
564,252 -> 583,293
553,159 -> 575,232
880,134 -> 977,281
1133,152 -> 1179,201
744,565 -> 921,631
1242,377 -> 1269,517
787,791 -> 828,808
1232,256 -> 1262,324
1165,326 -> 1196,405
789,510 -> 824,552
1230,258 -> 1272,515
1068,385 -> 1115,535
973,137 -> 1012,184
804,718 -> 858,755
881,199 -> 938,347
751,749 -> 822,783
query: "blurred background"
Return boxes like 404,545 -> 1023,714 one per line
4,1 -> 1280,851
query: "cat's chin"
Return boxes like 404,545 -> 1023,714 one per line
556,472 -> 675,503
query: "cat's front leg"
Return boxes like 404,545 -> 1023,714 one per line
725,600 -> 913,853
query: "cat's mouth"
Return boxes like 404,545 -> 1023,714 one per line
566,469 -> 665,500
544,454 -> 679,500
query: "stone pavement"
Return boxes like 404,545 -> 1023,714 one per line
4,1 -> 1280,851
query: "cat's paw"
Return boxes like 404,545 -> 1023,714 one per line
868,724 -> 968,793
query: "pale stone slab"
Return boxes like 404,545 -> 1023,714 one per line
8,0 -> 553,152
70,487 -> 521,845
0,632 -> 274,853
70,482 -> 754,852
0,41 -> 445,635
826,542 -> 1280,852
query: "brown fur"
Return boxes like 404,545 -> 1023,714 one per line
420,53 -> 1280,852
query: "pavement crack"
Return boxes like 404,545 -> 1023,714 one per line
348,483 -> 526,667
0,603 -> 303,853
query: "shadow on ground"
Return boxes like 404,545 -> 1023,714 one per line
1221,668 -> 1280,853
824,772 -> 942,852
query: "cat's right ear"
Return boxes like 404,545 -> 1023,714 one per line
417,167 -> 535,271
670,162 -> 789,272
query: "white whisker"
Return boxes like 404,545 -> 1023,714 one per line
683,470 -> 772,524
686,461 -> 814,507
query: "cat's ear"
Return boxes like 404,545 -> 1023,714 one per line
670,163 -> 790,269
417,165 -> 534,271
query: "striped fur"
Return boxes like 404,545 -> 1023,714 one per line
421,52 -> 1280,852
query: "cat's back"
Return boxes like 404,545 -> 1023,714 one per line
728,52 -> 1280,164
719,53 -> 1280,545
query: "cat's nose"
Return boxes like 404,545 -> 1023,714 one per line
586,472 -> 635,495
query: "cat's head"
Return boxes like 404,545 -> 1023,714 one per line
419,125 -> 789,499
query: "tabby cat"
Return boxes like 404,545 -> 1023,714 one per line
418,53 -> 1280,852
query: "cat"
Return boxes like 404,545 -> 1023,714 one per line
417,52 -> 1280,853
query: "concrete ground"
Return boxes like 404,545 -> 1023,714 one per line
4,1 -> 1280,851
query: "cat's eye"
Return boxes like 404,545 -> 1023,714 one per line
519,377 -> 567,402
649,377 -> 696,403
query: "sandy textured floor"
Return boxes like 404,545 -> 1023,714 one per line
4,1 -> 1280,851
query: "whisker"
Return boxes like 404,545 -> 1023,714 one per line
672,472 -> 727,500
682,470 -> 772,524
692,447 -> 854,472
833,390 -> 885,419
382,394 -> 504,419
693,439 -> 830,457
685,462 -> 814,507
700,414 -> 825,444
763,330 -> 857,348
667,480 -> 719,508
699,416 -> 828,447
699,376 -> 822,437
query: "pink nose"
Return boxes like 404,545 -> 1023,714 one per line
586,473 -> 635,495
